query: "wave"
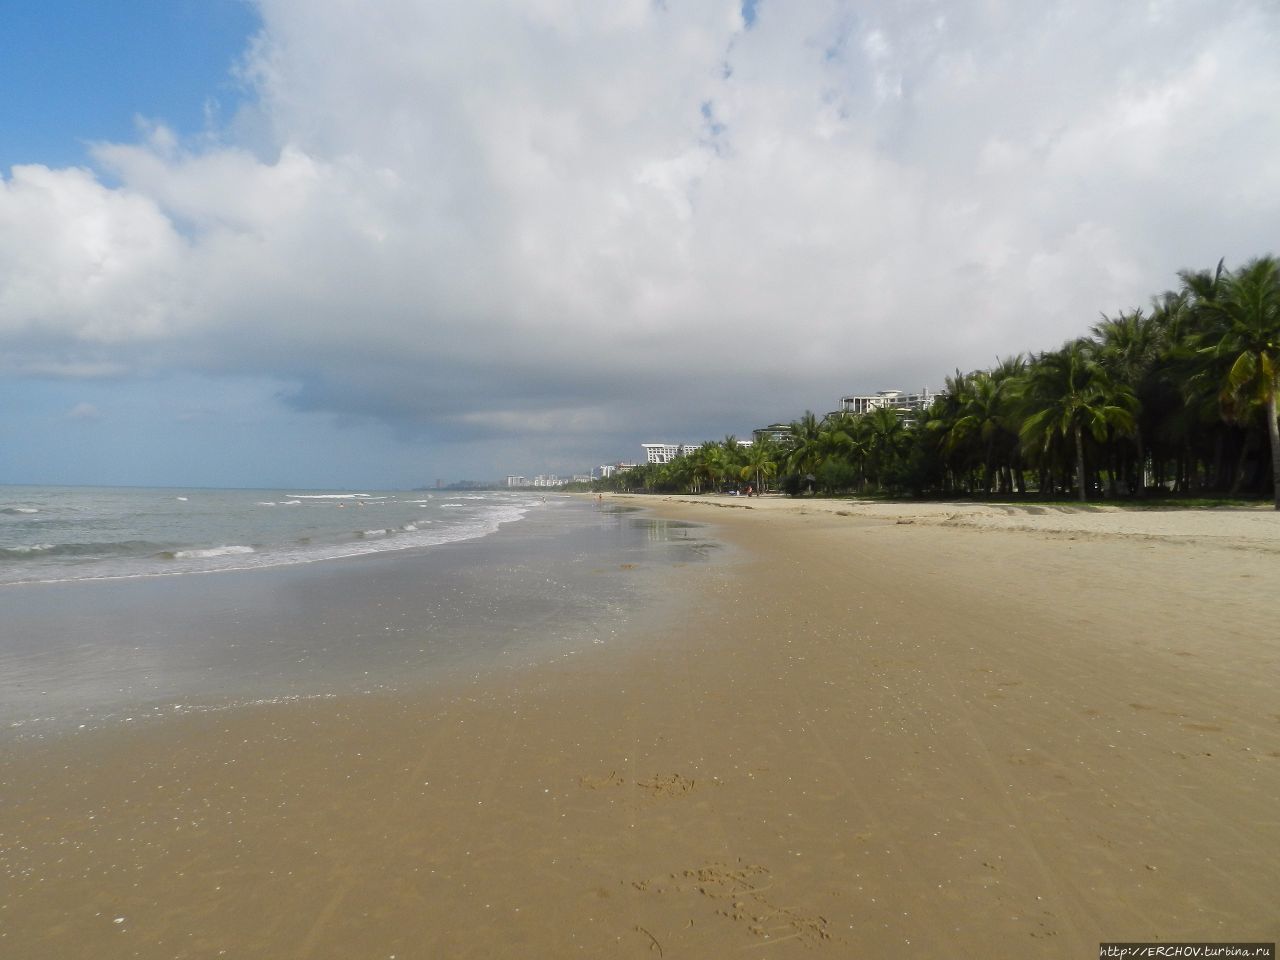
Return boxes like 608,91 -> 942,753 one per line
0,540 -> 166,560
170,545 -> 256,560
2,497 -> 532,585
1,507 -> 39,515
285,493 -> 385,500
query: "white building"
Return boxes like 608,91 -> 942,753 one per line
598,463 -> 637,479
506,475 -> 527,487
752,423 -> 791,444
642,442 -> 697,464
840,387 -> 944,416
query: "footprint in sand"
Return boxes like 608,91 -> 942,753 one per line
632,861 -> 832,948
636,773 -> 697,797
579,772 -> 698,796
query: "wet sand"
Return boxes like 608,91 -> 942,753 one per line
2,496 -> 1278,957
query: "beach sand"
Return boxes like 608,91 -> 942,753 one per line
3,496 -> 1278,957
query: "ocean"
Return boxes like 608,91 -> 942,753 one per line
0,485 -> 544,585
0,487 -> 718,738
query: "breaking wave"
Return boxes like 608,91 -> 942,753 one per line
170,545 -> 256,560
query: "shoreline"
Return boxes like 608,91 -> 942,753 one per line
0,498 -> 714,737
3,496 -> 1277,956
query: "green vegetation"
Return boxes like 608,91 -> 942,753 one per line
593,255 -> 1280,508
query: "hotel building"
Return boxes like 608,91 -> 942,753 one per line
839,387 -> 944,416
641,443 -> 698,464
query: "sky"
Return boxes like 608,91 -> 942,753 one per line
2,0 -> 1278,489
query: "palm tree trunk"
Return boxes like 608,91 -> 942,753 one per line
1267,389 -> 1280,510
1134,427 -> 1146,498
1074,423 -> 1087,502
1229,432 -> 1250,497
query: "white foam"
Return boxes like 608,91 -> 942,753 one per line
257,501 -> 277,506
286,493 -> 385,500
3,497 -> 533,585
173,545 -> 255,559
8,543 -> 54,553
175,497 -> 189,502
3,507 -> 39,514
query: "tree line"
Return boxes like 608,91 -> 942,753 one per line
593,255 -> 1280,508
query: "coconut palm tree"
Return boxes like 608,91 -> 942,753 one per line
931,370 -> 979,492
1091,309 -> 1161,495
689,441 -> 728,494
1020,340 -> 1138,501
663,453 -> 695,493
946,370 -> 1020,494
864,406 -> 908,490
741,437 -> 780,493
785,411 -> 824,477
1197,256 -> 1280,508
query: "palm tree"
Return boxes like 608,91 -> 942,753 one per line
1146,285 -> 1216,492
1091,309 -> 1161,496
1020,340 -> 1138,501
785,411 -> 824,477
864,406 -> 908,490
663,453 -> 695,493
720,435 -> 746,469
946,369 -> 1020,494
1199,256 -> 1280,508
741,437 -> 780,493
690,442 -> 727,494
991,355 -> 1028,494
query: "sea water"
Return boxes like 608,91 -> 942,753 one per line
0,485 -> 540,585
0,489 -> 719,737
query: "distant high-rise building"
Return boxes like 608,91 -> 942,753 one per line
641,443 -> 698,464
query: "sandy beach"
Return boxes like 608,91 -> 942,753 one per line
3,495 -> 1278,958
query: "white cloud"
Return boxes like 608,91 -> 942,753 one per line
2,0 -> 1278,471
0,164 -> 187,345
66,402 -> 102,421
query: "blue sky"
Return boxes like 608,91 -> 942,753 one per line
2,1 -> 1278,489
0,1 -> 257,170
